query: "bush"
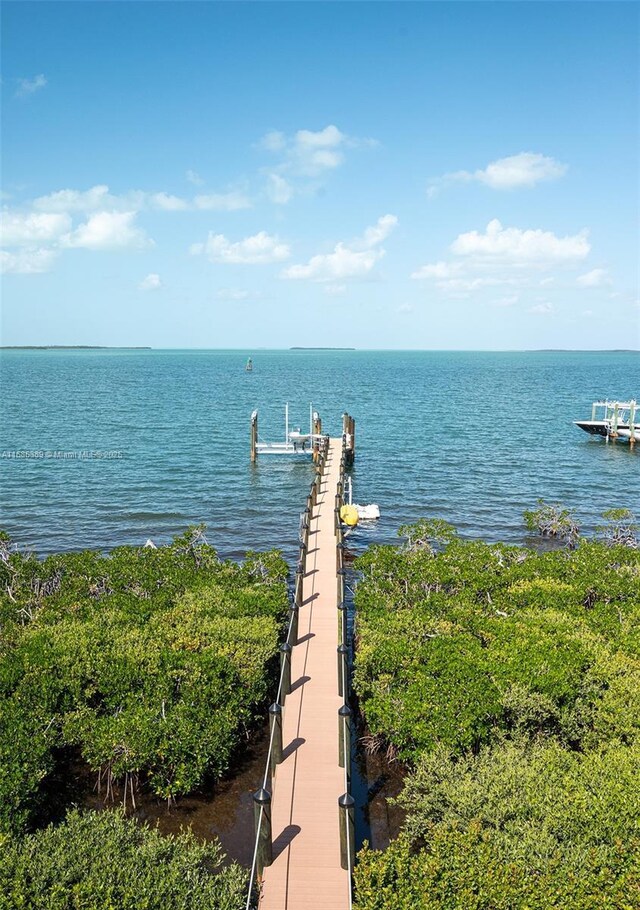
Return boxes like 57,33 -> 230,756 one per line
0,808 -> 247,910
352,518 -> 640,909
0,530 -> 288,834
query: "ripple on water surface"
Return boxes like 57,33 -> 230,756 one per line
0,349 -> 638,560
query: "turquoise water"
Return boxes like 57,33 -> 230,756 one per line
1,349 -> 638,559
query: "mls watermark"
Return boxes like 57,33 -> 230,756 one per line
0,450 -> 124,460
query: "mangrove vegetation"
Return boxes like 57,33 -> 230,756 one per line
0,527 -> 287,907
352,509 -> 640,908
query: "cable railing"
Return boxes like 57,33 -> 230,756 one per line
245,437 -> 329,909
336,435 -> 355,909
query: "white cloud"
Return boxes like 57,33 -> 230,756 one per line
33,185 -> 115,213
398,302 -> 414,314
0,248 -> 57,274
138,273 -> 162,291
357,214 -> 398,250
33,184 -> 246,214
0,210 -> 71,246
194,192 -> 251,211
473,153 -> 567,189
259,124 -> 376,190
266,173 -> 294,205
259,130 -> 287,152
282,214 -> 397,283
15,74 -> 47,98
529,302 -> 554,314
259,124 -> 347,178
412,219 -> 590,296
283,248 -> 381,282
216,287 -> 251,301
411,260 -> 459,280
295,125 -> 344,149
577,268 -> 611,287
451,219 -> 589,264
429,152 -> 567,196
61,211 -> 152,251
186,169 -> 204,186
192,231 -> 290,264
149,192 -> 189,211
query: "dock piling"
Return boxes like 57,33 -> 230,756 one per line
338,703 -> 352,774
279,643 -> 292,702
338,793 -> 356,873
253,787 -> 273,874
337,644 -> 349,699
250,410 -> 258,463
269,703 -> 283,775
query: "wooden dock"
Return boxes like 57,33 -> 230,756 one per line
258,437 -> 351,910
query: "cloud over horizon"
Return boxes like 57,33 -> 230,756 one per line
191,230 -> 290,264
15,74 -> 47,98
412,219 -> 590,295
428,152 -> 567,197
282,214 -> 397,282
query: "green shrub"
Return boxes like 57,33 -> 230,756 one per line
0,530 -> 288,834
353,518 -> 640,908
0,808 -> 247,910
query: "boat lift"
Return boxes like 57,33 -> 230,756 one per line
574,399 -> 639,445
250,404 -> 328,460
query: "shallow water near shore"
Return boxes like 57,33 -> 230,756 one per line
1,349 -> 638,562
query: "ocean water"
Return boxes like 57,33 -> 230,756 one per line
0,349 -> 638,560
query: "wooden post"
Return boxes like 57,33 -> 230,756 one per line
250,410 -> 258,462
612,403 -> 619,438
630,401 -> 636,448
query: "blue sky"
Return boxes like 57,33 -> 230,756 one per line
1,1 -> 638,349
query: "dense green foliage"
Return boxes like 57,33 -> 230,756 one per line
0,529 -> 288,835
353,517 -> 640,909
0,809 -> 247,910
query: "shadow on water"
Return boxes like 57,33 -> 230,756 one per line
75,725 -> 270,867
351,718 -> 407,852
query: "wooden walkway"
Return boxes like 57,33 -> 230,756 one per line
259,438 -> 350,910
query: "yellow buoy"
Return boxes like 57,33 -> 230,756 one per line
340,504 -> 359,527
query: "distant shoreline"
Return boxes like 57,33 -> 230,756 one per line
1,346 -> 637,353
1,346 -> 152,350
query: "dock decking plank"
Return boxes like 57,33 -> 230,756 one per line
259,439 -> 350,910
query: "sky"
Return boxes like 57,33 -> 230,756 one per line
1,1 -> 638,349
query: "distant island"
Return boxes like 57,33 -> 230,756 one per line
289,347 -> 356,351
1,346 -> 152,350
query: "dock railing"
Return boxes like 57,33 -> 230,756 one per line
336,435 -> 354,907
245,437 -> 330,909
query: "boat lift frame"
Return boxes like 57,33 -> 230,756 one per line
251,404 -> 328,460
